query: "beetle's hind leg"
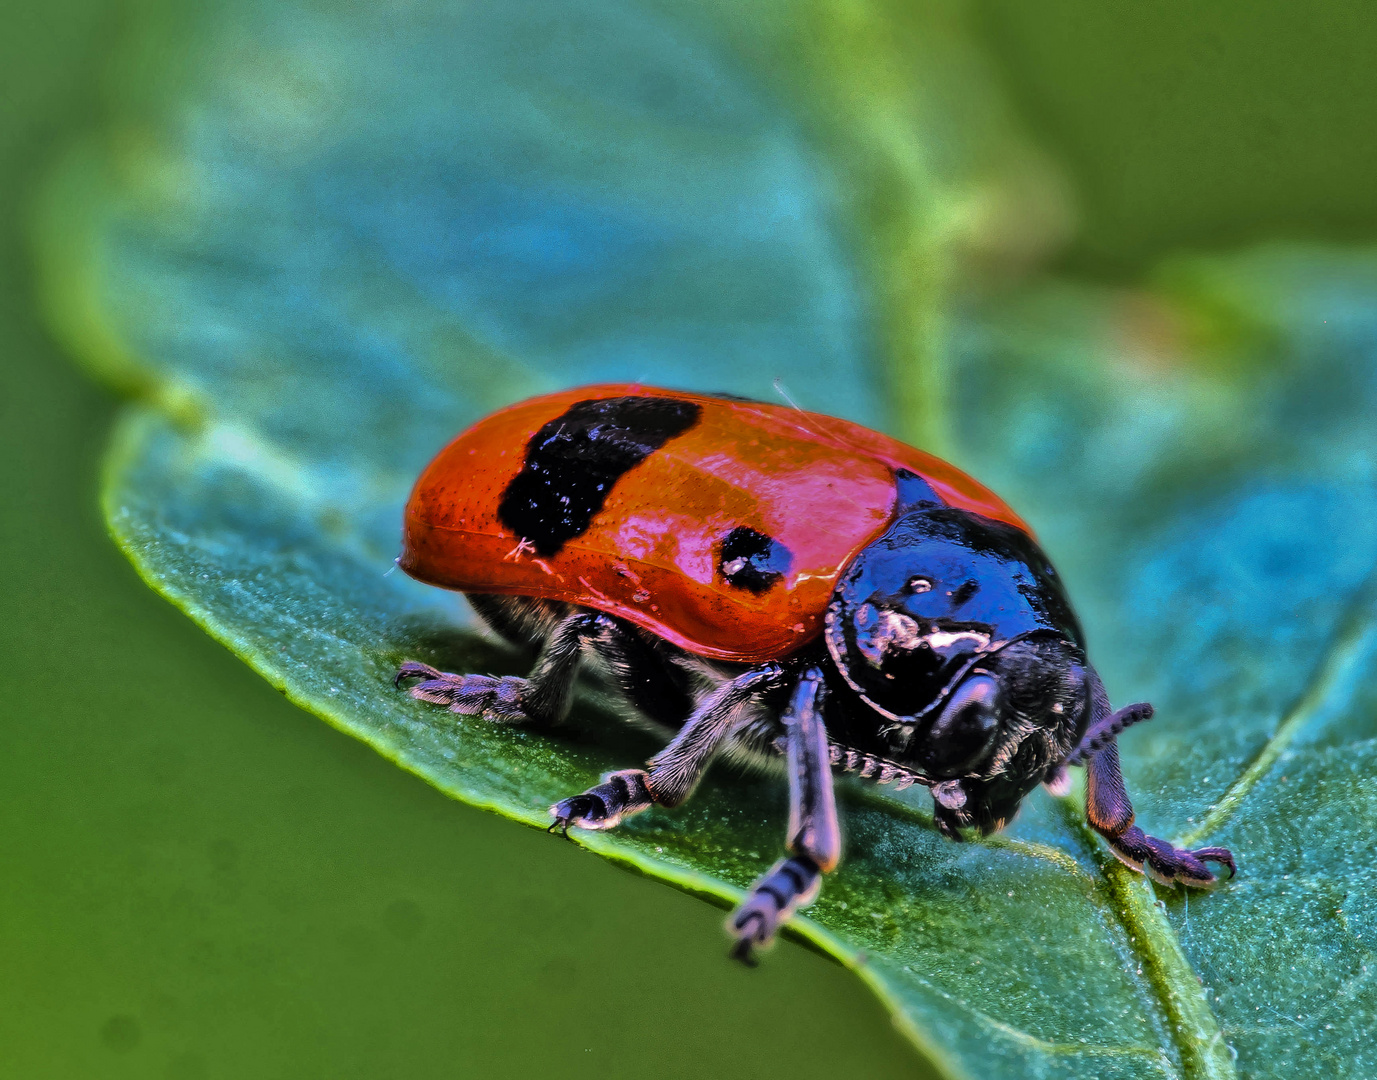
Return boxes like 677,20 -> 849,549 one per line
729,668 -> 840,965
549,663 -> 788,830
397,609 -> 618,726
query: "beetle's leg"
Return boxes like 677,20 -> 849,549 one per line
729,668 -> 840,964
549,663 -> 788,831
1085,740 -> 1236,887
579,614 -> 697,731
396,611 -> 617,726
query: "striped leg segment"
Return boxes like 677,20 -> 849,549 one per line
548,769 -> 653,832
729,668 -> 840,964
729,856 -> 821,966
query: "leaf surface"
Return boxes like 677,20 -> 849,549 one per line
35,0 -> 1377,1076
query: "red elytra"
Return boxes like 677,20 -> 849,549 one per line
400,384 -> 1028,663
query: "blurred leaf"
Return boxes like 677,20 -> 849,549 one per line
33,0 -> 1377,1077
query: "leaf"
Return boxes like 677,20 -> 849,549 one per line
32,0 -> 1377,1077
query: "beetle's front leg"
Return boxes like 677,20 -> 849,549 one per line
1085,740 -> 1235,887
729,668 -> 840,964
549,663 -> 788,830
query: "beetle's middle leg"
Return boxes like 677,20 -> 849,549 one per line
728,668 -> 840,964
549,663 -> 789,830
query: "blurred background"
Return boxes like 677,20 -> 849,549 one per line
3,1 -> 1376,1078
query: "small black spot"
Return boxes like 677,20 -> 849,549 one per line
499,396 -> 701,556
719,526 -> 793,594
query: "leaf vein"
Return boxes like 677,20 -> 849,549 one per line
1062,801 -> 1237,1080
1179,572 -> 1377,848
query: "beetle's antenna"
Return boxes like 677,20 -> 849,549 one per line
1065,701 -> 1154,766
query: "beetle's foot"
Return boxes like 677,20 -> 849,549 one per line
1105,825 -> 1236,887
932,809 -> 968,842
728,855 -> 821,965
549,769 -> 653,832
395,662 -> 532,723
932,793 -> 974,841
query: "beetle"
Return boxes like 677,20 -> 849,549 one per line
395,385 -> 1234,961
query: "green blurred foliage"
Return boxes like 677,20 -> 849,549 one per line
976,0 -> 1377,272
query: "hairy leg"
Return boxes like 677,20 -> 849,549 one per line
396,609 -> 619,726
549,663 -> 788,830
579,615 -> 697,732
729,668 -> 840,964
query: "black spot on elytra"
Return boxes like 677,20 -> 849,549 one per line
499,396 -> 701,556
719,526 -> 793,594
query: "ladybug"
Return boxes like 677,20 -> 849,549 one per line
396,385 -> 1234,961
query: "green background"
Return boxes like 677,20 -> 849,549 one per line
3,2 -> 1375,1078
